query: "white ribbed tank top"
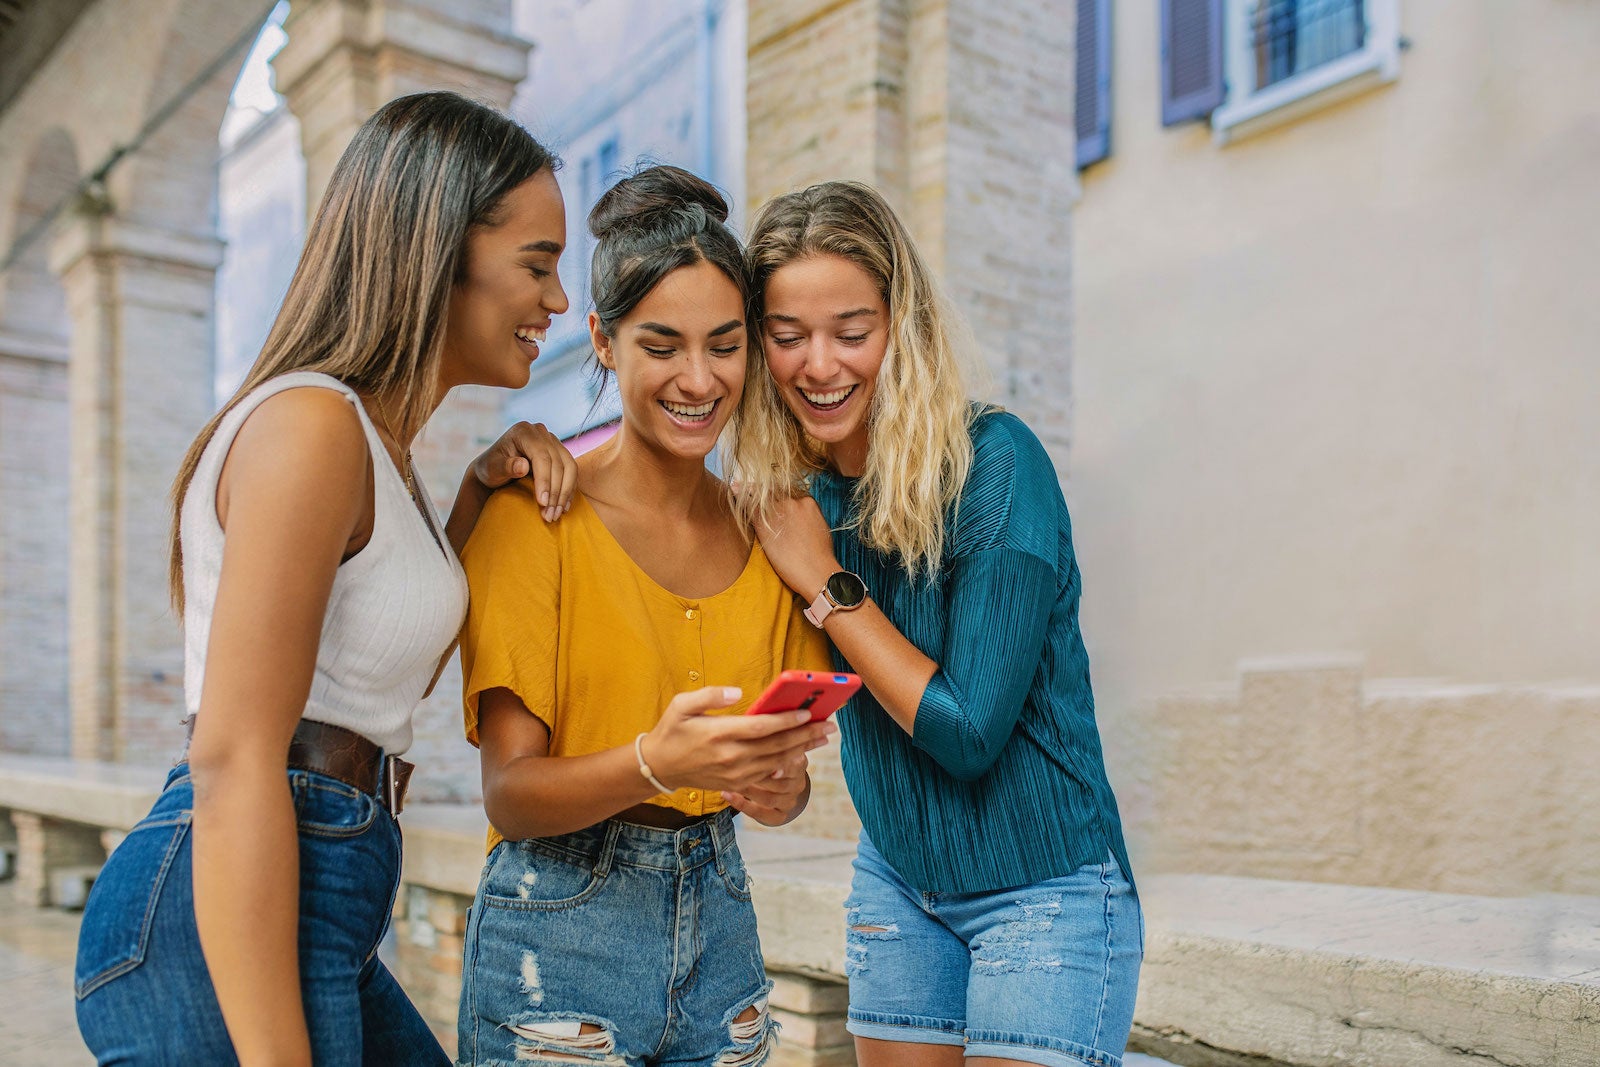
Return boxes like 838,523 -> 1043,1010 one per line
181,372 -> 469,755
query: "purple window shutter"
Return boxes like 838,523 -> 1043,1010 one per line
1161,0 -> 1225,126
1076,0 -> 1113,168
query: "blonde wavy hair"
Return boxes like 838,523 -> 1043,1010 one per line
728,181 -> 987,580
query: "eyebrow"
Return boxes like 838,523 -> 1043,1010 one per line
519,240 -> 563,254
635,319 -> 745,339
765,308 -> 879,324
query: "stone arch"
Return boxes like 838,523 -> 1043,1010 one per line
0,127 -> 78,340
110,0 -> 277,233
0,127 -> 79,755
41,0 -> 274,762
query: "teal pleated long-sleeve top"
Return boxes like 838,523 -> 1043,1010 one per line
809,409 -> 1133,894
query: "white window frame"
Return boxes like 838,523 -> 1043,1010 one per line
1212,0 -> 1401,144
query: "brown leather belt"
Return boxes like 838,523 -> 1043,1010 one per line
616,802 -> 717,830
184,717 -> 414,815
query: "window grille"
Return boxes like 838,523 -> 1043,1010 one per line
1251,0 -> 1366,89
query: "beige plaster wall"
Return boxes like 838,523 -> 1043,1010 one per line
1072,1 -> 1600,786
1129,659 -> 1600,896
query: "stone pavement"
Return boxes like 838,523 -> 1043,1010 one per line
0,884 -> 91,1065
0,881 -> 1171,1066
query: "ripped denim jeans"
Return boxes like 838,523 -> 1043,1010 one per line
843,832 -> 1143,1067
457,809 -> 777,1067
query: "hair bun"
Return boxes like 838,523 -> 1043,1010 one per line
588,164 -> 730,241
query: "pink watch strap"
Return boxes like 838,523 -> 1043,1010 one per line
803,589 -> 835,628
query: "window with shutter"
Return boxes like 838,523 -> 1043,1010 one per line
1076,0 -> 1112,168
1212,0 -> 1401,142
1160,0 -> 1225,126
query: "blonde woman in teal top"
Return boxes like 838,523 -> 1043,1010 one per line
730,181 -> 1142,1067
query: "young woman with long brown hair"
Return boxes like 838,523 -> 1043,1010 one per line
73,91 -> 576,1066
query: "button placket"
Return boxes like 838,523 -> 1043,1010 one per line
684,602 -> 704,690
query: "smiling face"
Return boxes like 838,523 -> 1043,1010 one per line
761,253 -> 889,475
441,168 -> 570,390
591,258 -> 748,462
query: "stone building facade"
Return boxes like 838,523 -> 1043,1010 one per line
1071,0 -> 1600,896
5,2 -> 1599,1064
11,0 -> 1596,890
0,0 -> 529,772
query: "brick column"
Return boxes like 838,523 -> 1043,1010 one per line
747,0 -> 1077,457
50,216 -> 224,763
273,0 -> 533,213
393,883 -> 470,1057
0,329 -> 70,755
10,812 -> 105,908
933,0 -> 1076,455
746,0 -> 910,212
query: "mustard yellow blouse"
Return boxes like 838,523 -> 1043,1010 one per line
459,482 -> 830,846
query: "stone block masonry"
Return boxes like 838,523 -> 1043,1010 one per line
747,0 -> 1078,462
1131,659 -> 1600,897
9,812 -> 104,909
0,345 -> 69,756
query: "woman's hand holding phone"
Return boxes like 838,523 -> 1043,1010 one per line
721,671 -> 860,825
638,686 -> 835,797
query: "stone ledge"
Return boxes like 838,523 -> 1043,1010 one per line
6,762 -> 1590,1065
1134,875 -> 1600,1066
250,803 -> 1600,1066
395,802 -> 490,896
741,830 -> 856,977
0,754 -> 166,829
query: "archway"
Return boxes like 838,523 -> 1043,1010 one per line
45,0 -> 277,760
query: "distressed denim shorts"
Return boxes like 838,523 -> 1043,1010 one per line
457,808 -> 776,1066
844,833 -> 1143,1067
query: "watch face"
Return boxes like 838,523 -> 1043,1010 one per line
825,571 -> 867,608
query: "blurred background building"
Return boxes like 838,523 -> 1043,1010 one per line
0,2 -> 1596,1064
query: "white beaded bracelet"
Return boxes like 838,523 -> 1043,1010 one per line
634,732 -> 672,795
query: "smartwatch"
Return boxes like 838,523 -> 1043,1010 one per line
804,570 -> 869,627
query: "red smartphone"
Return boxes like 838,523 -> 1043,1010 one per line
745,669 -> 861,722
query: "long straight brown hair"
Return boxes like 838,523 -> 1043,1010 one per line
169,91 -> 555,612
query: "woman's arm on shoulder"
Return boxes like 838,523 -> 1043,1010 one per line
446,421 -> 578,553
189,386 -> 370,1066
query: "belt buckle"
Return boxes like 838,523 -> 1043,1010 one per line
383,756 -> 414,815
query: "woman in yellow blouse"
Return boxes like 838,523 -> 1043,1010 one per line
454,165 -> 834,1067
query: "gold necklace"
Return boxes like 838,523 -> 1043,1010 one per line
373,395 -> 417,501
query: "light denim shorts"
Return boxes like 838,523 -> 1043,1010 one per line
844,833 -> 1143,1067
457,808 -> 775,1066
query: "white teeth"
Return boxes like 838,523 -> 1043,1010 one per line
662,399 -> 717,418
799,385 -> 856,407
514,327 -> 547,344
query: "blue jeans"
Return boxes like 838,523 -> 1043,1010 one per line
74,763 -> 448,1066
844,833 -> 1143,1067
457,809 -> 775,1066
